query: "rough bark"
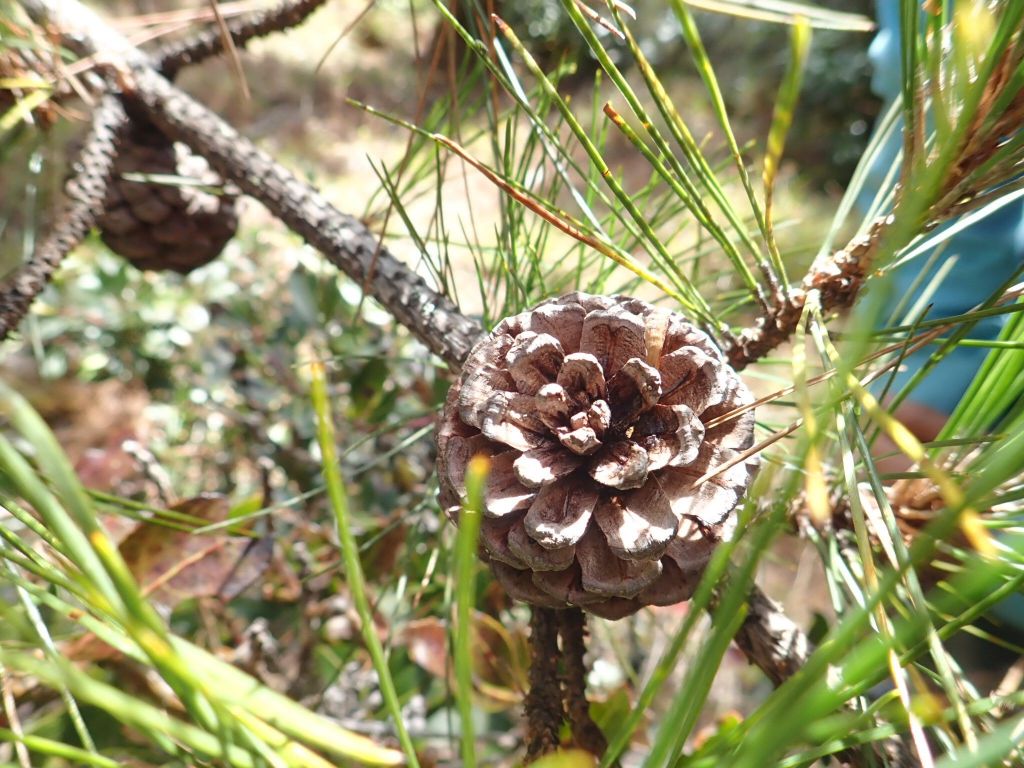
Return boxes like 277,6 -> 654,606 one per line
156,0 -> 330,77
524,607 -> 564,760
0,95 -> 126,339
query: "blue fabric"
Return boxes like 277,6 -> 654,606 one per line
861,0 -> 1024,415
867,0 -> 902,102
862,1 -> 1024,632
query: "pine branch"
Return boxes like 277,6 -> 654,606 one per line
155,0 -> 330,78
726,216 -> 891,370
17,0 -> 485,368
0,95 -> 126,339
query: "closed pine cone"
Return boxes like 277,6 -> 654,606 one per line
857,477 -> 966,587
96,115 -> 239,273
436,293 -> 758,620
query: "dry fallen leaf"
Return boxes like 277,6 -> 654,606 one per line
118,494 -> 271,612
403,611 -> 527,707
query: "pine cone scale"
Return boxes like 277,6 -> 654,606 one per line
490,561 -> 569,608
523,481 -> 598,549
595,481 -> 678,560
514,444 -> 582,488
556,353 -> 606,405
535,384 -> 572,429
506,332 -> 565,394
482,451 -> 535,517
588,440 -> 649,489
521,301 -> 587,349
480,395 -> 546,451
579,305 -> 648,377
607,357 -> 662,427
576,527 -> 662,598
637,403 -> 705,470
508,522 -> 575,571
458,359 -> 515,427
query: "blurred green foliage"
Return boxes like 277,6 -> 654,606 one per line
488,0 -> 878,189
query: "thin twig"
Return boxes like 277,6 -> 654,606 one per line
0,95 -> 126,340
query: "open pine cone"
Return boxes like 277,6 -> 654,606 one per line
96,115 -> 239,273
436,293 -> 758,620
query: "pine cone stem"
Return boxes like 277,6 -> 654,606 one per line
525,607 -> 565,760
558,608 -> 607,758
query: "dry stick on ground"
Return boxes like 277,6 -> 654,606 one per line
16,0 -> 909,762
0,95 -> 126,337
